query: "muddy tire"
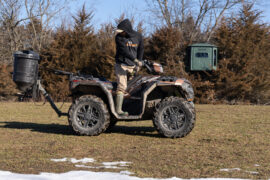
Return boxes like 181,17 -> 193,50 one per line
153,97 -> 196,138
68,95 -> 110,136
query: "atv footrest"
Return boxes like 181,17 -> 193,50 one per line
128,96 -> 141,100
117,115 -> 141,120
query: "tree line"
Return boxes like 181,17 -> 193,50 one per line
0,0 -> 269,104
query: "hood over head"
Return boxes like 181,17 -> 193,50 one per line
117,19 -> 136,36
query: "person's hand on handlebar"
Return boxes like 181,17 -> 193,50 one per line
134,59 -> 143,67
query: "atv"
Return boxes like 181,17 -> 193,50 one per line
13,51 -> 196,138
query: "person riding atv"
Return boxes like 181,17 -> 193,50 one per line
115,19 -> 144,116
12,27 -> 196,138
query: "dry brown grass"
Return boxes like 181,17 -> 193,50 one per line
0,102 -> 269,179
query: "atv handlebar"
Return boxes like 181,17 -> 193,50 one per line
142,59 -> 163,74
142,59 -> 154,73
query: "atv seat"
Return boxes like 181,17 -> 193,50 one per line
101,76 -> 143,93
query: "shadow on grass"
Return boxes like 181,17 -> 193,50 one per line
0,121 -> 163,138
0,121 -> 75,135
106,125 -> 163,138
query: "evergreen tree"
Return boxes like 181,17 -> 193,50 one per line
40,5 -> 96,100
0,64 -> 18,100
214,4 -> 270,103
145,26 -> 187,77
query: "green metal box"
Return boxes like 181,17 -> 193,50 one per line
188,43 -> 217,71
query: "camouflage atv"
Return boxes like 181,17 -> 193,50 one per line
13,51 -> 195,138
67,60 -> 195,138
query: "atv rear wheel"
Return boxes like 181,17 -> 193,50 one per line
68,95 -> 110,136
153,97 -> 195,138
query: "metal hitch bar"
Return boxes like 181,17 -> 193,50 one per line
37,80 -> 68,117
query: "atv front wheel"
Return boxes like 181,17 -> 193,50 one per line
68,95 -> 110,136
153,97 -> 195,138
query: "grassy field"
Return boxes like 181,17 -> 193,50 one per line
0,102 -> 269,179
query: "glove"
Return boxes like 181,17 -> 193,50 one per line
134,59 -> 143,67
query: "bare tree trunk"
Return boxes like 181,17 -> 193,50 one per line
0,0 -> 69,64
146,0 -> 245,42
0,0 -> 24,63
24,0 -> 67,52
157,0 -> 172,27
206,0 -> 242,42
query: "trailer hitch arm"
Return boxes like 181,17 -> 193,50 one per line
37,80 -> 68,117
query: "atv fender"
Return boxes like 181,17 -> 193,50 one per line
71,81 -> 118,117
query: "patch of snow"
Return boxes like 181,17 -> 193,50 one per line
0,170 -> 251,180
254,164 -> 260,167
102,161 -> 131,167
75,164 -> 95,169
52,158 -> 131,170
51,158 -> 68,162
101,165 -> 122,169
51,158 -> 95,164
75,164 -> 123,169
70,158 -> 95,164
245,171 -> 259,175
120,171 -> 134,175
0,170 -> 139,180
75,164 -> 121,169
220,168 -> 259,175
220,168 -> 241,172
102,161 -> 131,166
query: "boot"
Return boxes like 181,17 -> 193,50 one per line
116,92 -> 129,116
